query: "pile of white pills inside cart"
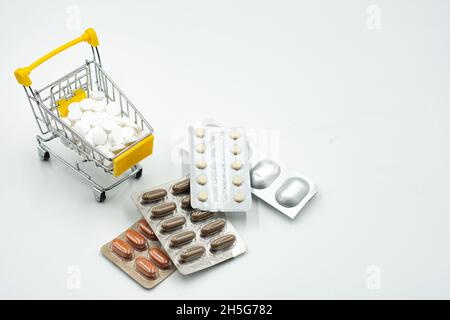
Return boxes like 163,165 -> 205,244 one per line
60,90 -> 149,165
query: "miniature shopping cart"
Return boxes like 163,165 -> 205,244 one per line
14,28 -> 154,202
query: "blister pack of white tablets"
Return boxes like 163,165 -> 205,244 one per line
189,126 -> 252,212
250,159 -> 318,219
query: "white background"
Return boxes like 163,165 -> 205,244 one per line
1,0 -> 449,299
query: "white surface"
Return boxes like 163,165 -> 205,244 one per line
1,0 -> 450,299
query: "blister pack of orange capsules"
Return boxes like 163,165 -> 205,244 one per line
101,218 -> 176,288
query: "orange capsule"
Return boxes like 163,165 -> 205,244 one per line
135,256 -> 159,280
111,238 -> 133,260
138,219 -> 157,241
149,247 -> 171,269
125,229 -> 147,250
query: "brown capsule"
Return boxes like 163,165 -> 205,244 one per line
125,229 -> 147,250
135,256 -> 159,280
210,234 -> 236,252
190,210 -> 214,223
141,188 -> 167,203
138,219 -> 157,241
111,238 -> 133,260
180,195 -> 192,210
200,219 -> 226,237
179,245 -> 205,263
170,230 -> 196,247
149,247 -> 171,269
151,202 -> 176,218
172,178 -> 190,194
161,216 -> 186,232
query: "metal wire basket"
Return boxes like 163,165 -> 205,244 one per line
14,28 -> 154,202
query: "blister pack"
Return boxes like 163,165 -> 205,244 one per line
131,177 -> 247,275
101,219 -> 176,288
189,126 -> 252,212
250,159 -> 318,219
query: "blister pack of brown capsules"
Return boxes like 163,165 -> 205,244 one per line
131,177 -> 247,275
101,219 -> 176,288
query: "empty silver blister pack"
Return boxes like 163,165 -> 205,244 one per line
132,177 -> 247,275
250,159 -> 318,219
189,126 -> 252,212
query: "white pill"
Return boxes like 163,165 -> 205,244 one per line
90,112 -> 105,127
195,128 -> 205,138
124,136 -> 138,146
196,175 -> 207,185
91,127 -> 107,146
80,98 -> 95,112
110,144 -> 125,154
231,161 -> 242,170
108,128 -> 124,146
196,159 -> 207,169
68,102 -> 81,113
197,191 -> 208,202
68,108 -> 82,123
232,176 -> 244,187
72,120 -> 90,137
234,192 -> 245,203
106,104 -> 121,117
195,143 -> 206,154
102,119 -> 119,133
81,111 -> 95,126
90,90 -> 105,101
113,116 -> 126,127
231,145 -> 241,155
93,99 -> 107,112
121,126 -> 136,140
229,130 -> 241,140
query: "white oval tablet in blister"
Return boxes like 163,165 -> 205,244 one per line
231,145 -> 241,155
197,191 -> 208,202
232,176 -> 244,187
231,161 -> 242,170
196,159 -> 207,169
233,192 -> 245,203
195,143 -> 206,154
196,175 -> 207,185
229,130 -> 241,140
195,128 -> 205,138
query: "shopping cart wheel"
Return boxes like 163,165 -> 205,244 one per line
93,188 -> 106,203
38,146 -> 50,161
135,167 -> 143,179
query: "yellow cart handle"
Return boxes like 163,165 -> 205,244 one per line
14,28 -> 99,87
